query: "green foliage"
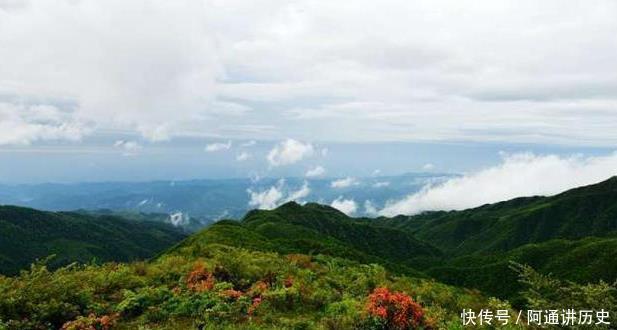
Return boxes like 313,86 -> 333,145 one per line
168,202 -> 438,279
513,262 -> 617,329
0,205 -> 186,275
376,176 -> 617,255
0,244 -> 490,329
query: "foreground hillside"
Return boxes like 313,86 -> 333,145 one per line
0,244 -> 506,329
0,205 -> 186,275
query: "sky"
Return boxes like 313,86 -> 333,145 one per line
1,1 -> 617,214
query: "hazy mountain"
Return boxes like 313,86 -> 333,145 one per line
0,173 -> 454,230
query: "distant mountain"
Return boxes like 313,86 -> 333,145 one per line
167,202 -> 440,276
0,205 -> 187,275
0,173 -> 454,230
75,209 -> 212,233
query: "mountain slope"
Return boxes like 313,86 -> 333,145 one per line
166,202 -> 441,276
375,176 -> 617,255
0,205 -> 187,275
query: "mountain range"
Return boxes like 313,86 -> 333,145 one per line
1,176 -> 616,328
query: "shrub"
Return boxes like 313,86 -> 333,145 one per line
61,313 -> 118,330
365,287 -> 427,330
186,263 -> 215,292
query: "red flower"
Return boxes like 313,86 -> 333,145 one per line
248,296 -> 262,316
186,263 -> 215,292
366,287 -> 426,330
284,275 -> 294,288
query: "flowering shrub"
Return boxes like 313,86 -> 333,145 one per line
248,280 -> 268,297
248,297 -> 262,316
365,287 -> 426,330
284,275 -> 294,288
186,263 -> 215,292
220,289 -> 243,300
61,313 -> 118,330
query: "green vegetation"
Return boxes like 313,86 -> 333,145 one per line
2,177 -> 617,328
374,177 -> 617,255
0,205 -> 186,275
369,177 -> 617,303
0,244 -> 505,329
169,202 -> 439,276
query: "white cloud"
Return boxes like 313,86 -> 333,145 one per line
169,211 -> 190,227
205,141 -> 232,152
305,165 -> 326,177
286,180 -> 311,202
0,0 -> 224,142
247,180 -> 311,210
320,148 -> 329,157
330,177 -> 358,188
267,139 -> 314,167
113,140 -> 142,156
379,152 -> 617,216
330,197 -> 357,216
364,200 -> 378,216
248,186 -> 283,210
0,103 -> 86,145
236,151 -> 251,161
372,181 -> 390,188
2,1 -> 615,146
422,163 -> 435,171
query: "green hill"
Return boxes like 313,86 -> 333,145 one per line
374,176 -> 617,255
367,177 -> 617,302
167,202 -> 441,276
0,205 -> 187,275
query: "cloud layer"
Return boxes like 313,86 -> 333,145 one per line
1,1 -> 616,145
379,152 -> 617,216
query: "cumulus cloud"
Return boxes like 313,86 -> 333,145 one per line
236,151 -> 251,161
267,139 -> 314,167
330,197 -> 357,216
247,180 -> 311,210
422,163 -> 435,171
113,140 -> 142,156
205,141 -> 232,152
379,152 -> 617,216
305,165 -> 326,177
330,177 -> 358,188
286,181 -> 311,202
248,184 -> 284,210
